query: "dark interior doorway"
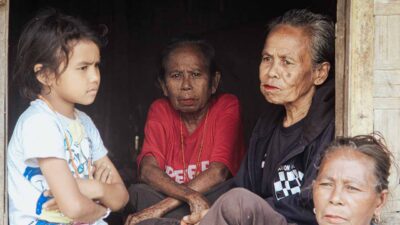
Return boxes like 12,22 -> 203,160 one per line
8,1 -> 337,221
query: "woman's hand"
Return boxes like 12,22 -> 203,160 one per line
187,193 -> 209,215
124,206 -> 164,225
180,209 -> 209,225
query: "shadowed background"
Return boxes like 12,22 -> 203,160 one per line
8,0 -> 337,198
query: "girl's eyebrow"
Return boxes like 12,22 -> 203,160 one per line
76,60 -> 100,66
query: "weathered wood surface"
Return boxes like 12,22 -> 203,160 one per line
374,0 -> 400,222
335,0 -> 347,137
345,0 -> 375,136
0,0 -> 8,224
375,0 -> 400,15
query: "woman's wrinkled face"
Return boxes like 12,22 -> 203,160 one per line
259,25 -> 320,106
161,45 -> 218,114
313,149 -> 387,225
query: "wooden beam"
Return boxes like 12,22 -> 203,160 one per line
0,0 -> 8,224
344,0 -> 374,136
335,0 -> 347,137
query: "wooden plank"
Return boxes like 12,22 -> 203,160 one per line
345,0 -> 375,136
374,0 -> 400,220
374,70 -> 400,84
375,0 -> 400,15
374,109 -> 400,215
0,0 -> 8,224
374,15 -> 400,70
374,97 -> 400,109
335,0 -> 347,136
373,70 -> 400,97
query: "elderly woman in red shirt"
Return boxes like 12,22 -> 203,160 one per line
125,37 -> 246,225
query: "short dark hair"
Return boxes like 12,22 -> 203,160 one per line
158,35 -> 218,86
266,9 -> 335,78
13,8 -> 105,100
322,133 -> 394,193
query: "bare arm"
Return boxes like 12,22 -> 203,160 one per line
125,155 -> 229,224
140,155 -> 229,206
39,157 -> 107,223
76,156 -> 129,211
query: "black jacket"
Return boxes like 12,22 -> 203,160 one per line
234,79 -> 335,225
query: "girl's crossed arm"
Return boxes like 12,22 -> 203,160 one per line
76,155 -> 129,211
38,157 -> 108,223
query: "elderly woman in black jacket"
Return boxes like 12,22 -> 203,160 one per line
181,8 -> 335,225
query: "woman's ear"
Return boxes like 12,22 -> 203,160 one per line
158,78 -> 169,97
374,189 -> 389,220
211,71 -> 221,94
313,62 -> 330,86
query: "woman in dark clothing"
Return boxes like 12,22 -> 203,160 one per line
182,8 -> 335,225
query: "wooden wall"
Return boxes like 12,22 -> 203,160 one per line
337,0 -> 400,222
0,0 -> 8,224
373,0 -> 400,221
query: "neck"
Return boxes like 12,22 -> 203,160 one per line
283,87 -> 315,127
181,105 -> 209,134
39,93 -> 75,119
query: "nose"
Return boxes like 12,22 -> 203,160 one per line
259,59 -> 279,82
181,73 -> 192,91
329,186 -> 344,206
89,65 -> 101,84
267,60 -> 280,79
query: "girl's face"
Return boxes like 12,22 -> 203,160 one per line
313,148 -> 387,225
44,40 -> 100,108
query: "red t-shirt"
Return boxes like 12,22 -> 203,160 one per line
137,93 -> 246,184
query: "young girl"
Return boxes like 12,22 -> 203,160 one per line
7,9 -> 129,225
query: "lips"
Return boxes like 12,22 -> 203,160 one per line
179,98 -> 196,106
323,214 -> 347,224
262,84 -> 279,91
87,88 -> 98,95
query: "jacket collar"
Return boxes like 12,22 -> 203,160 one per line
252,78 -> 335,145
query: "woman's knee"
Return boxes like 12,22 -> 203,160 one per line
218,188 -> 259,212
221,188 -> 257,203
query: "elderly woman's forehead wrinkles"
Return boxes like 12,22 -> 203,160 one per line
264,47 -> 296,58
319,173 -> 369,187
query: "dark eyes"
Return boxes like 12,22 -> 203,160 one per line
318,182 -> 361,192
261,56 -> 293,65
261,55 -> 272,62
170,72 -> 181,78
319,182 -> 333,187
346,185 -> 361,191
169,72 -> 202,79
192,72 -> 201,77
284,60 -> 293,65
77,63 -> 100,71
78,66 -> 88,71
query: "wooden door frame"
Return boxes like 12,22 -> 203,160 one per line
0,0 -> 8,224
335,0 -> 375,137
